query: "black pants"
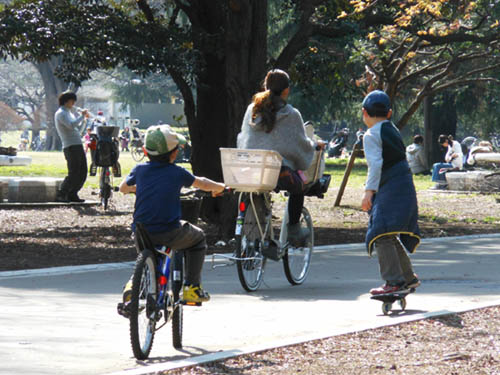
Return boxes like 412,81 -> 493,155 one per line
276,167 -> 305,225
60,144 -> 87,197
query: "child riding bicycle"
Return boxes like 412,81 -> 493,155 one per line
119,125 -> 225,305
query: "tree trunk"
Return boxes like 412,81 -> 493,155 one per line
187,1 -> 268,237
423,92 -> 457,165
35,57 -> 70,150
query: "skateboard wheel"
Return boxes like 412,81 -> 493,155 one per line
382,302 -> 392,315
399,298 -> 407,311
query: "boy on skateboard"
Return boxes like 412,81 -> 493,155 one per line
360,90 -> 421,295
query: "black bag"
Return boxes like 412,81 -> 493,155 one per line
95,139 -> 119,167
304,174 -> 331,199
0,146 -> 17,156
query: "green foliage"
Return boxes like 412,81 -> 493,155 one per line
0,0 -> 194,84
102,67 -> 181,108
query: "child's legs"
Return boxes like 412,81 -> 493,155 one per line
374,236 -> 405,285
150,221 -> 207,285
394,237 -> 416,284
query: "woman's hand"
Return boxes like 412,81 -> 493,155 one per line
361,190 -> 374,212
316,140 -> 327,150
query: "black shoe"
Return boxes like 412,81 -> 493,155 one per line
55,191 -> 69,203
68,194 -> 85,203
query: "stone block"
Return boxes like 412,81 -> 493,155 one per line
446,171 -> 500,192
7,177 -> 64,202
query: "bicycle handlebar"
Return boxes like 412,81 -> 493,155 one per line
180,187 -> 232,198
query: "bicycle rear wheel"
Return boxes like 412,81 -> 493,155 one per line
131,146 -> 145,162
236,194 -> 266,292
99,168 -> 111,210
283,207 -> 314,285
129,250 -> 157,359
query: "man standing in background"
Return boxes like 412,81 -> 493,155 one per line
54,91 -> 89,203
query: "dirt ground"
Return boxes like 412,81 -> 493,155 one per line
1,186 -> 500,271
165,306 -> 500,375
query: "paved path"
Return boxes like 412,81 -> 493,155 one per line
1,235 -> 500,375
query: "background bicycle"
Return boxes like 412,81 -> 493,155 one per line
94,125 -> 121,210
214,147 -> 330,291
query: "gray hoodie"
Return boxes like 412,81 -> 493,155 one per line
237,103 -> 315,171
406,143 -> 427,174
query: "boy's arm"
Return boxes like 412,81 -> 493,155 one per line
119,178 -> 136,194
361,128 -> 382,212
192,176 -> 225,195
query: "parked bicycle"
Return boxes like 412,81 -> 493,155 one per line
94,126 -> 121,210
130,122 -> 145,162
215,148 -> 330,291
118,189 -> 208,359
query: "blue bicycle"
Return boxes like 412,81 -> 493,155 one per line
120,190 -> 205,360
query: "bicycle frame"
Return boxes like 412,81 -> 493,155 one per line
212,191 -> 289,267
150,246 -> 187,329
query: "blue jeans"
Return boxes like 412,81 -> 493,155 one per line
431,162 -> 453,182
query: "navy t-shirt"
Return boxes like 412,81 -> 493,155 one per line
126,161 -> 195,233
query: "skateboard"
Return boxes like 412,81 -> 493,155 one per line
370,288 -> 415,315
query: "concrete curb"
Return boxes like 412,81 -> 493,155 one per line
104,299 -> 500,375
0,262 -> 134,280
2,232 -> 500,280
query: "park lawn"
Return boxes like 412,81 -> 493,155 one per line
1,149 -> 433,191
0,151 -> 191,188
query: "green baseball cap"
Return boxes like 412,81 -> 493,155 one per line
144,125 -> 186,156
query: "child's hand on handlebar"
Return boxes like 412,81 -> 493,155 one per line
211,183 -> 226,197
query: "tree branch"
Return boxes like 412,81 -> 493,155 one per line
273,1 -> 316,70
136,0 -> 155,23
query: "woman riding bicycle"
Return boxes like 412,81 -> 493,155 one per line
237,69 -> 324,245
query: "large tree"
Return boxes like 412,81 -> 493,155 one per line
344,0 -> 500,128
0,0 -> 360,232
0,59 -> 44,137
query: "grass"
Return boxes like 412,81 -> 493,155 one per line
1,150 -> 435,193
324,157 -> 434,192
1,130 -> 30,148
0,150 -> 190,188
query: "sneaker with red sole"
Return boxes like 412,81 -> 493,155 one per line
405,275 -> 421,289
370,282 -> 404,296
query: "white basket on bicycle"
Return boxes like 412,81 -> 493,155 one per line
220,148 -> 282,192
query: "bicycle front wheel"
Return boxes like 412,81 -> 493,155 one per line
171,252 -> 183,349
236,195 -> 266,292
129,250 -> 157,360
283,207 -> 314,285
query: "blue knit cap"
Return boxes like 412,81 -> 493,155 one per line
362,90 -> 391,113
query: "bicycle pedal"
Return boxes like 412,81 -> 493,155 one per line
117,302 -> 130,319
262,239 -> 281,261
181,300 -> 202,307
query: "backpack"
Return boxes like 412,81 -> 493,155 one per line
95,126 -> 120,167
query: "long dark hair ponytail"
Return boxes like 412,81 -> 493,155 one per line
251,69 -> 290,133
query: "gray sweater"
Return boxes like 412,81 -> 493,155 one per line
237,103 -> 315,170
54,106 -> 84,149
